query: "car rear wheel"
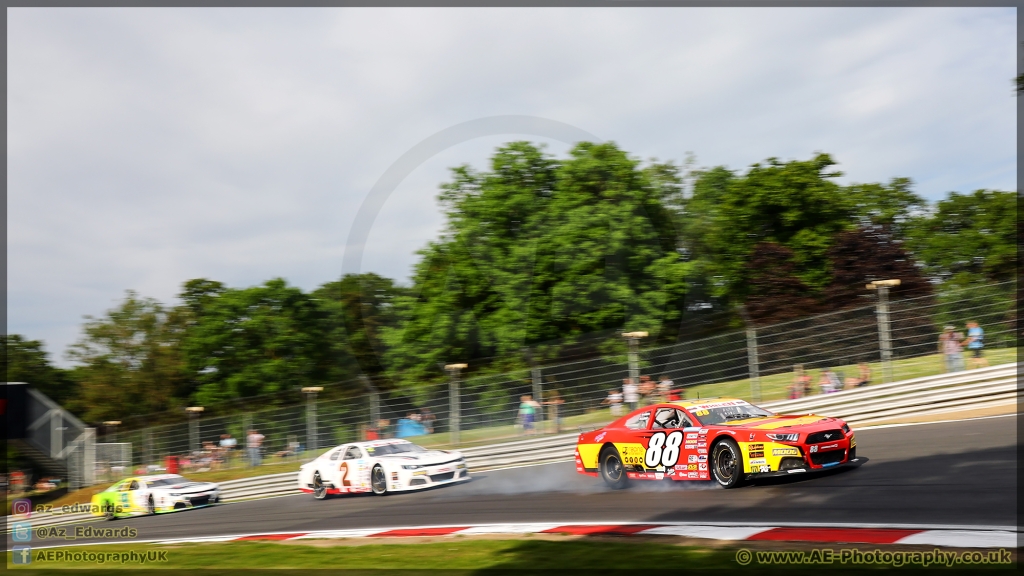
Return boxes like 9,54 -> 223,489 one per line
599,446 -> 629,490
312,472 -> 328,500
711,439 -> 744,489
371,465 -> 388,495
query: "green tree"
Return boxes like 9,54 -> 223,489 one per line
844,177 -> 926,236
680,154 -> 853,304
181,278 -> 341,405
382,141 -> 690,395
903,190 -> 1017,286
3,335 -> 78,406
66,291 -> 186,421
312,273 -> 407,385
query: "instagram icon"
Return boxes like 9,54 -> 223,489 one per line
12,498 -> 32,518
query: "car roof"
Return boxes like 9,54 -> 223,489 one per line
341,439 -> 413,449
671,398 -> 748,410
137,474 -> 186,482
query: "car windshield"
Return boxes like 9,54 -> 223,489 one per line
689,401 -> 775,425
147,476 -> 189,487
366,442 -> 427,456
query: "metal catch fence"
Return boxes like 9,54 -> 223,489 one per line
97,281 -> 1015,481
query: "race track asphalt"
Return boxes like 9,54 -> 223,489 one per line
14,415 -> 1018,548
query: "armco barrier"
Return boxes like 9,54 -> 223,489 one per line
8,362 -> 1017,531
761,363 -> 1019,426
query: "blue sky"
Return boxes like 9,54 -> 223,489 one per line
6,7 -> 1016,366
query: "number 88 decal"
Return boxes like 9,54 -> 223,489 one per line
644,431 -> 684,467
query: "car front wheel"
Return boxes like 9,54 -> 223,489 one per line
711,439 -> 744,489
312,472 -> 328,500
371,465 -> 388,495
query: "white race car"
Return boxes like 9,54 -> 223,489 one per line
298,439 -> 470,498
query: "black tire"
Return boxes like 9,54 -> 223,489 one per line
371,465 -> 388,495
147,495 -> 156,515
711,439 -> 744,489
104,506 -> 117,521
312,472 -> 328,500
599,446 -> 629,490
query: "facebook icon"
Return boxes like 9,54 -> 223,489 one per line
12,522 -> 32,542
12,546 -> 32,564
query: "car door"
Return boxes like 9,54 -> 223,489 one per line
341,446 -> 366,490
128,479 -> 149,510
651,407 -> 704,479
617,409 -> 653,475
325,446 -> 345,490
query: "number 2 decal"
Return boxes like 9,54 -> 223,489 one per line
645,431 -> 684,467
339,462 -> 351,486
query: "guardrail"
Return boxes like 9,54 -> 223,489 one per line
8,362 -> 1017,531
761,363 -> 1019,426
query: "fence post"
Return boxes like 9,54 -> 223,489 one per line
144,430 -> 153,468
531,367 -> 543,426
623,332 -> 647,392
746,328 -> 761,403
242,412 -> 252,466
445,364 -> 467,446
83,427 -> 96,487
302,387 -> 323,452
868,280 -> 900,383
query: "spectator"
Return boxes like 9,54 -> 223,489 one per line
657,375 -> 673,403
818,369 -> 841,394
622,378 -> 639,412
638,375 -> 655,405
377,419 -> 392,438
939,326 -> 965,372
246,429 -> 264,467
963,321 -> 987,369
219,434 -> 236,466
791,365 -> 811,398
517,395 -> 540,435
602,389 -> 624,416
419,407 -> 436,434
543,390 -> 565,433
395,413 -> 427,438
845,362 -> 871,389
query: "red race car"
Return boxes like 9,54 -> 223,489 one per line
575,397 -> 862,488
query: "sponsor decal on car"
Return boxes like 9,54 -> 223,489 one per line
687,472 -> 698,478
686,433 -> 698,439
594,432 -> 606,442
749,459 -> 766,466
698,463 -> 707,471
698,429 -> 708,435
698,472 -> 708,479
675,465 -> 688,471
810,446 -> 818,453
391,472 -> 399,481
686,400 -> 747,411
697,448 -> 707,454
697,455 -> 707,462
747,443 -> 764,452
818,443 -> 839,450
772,447 -> 800,456
688,455 -> 697,463
654,473 -> 664,480
620,444 -> 646,467
697,442 -> 706,448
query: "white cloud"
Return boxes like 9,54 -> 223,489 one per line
6,7 -> 1015,365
